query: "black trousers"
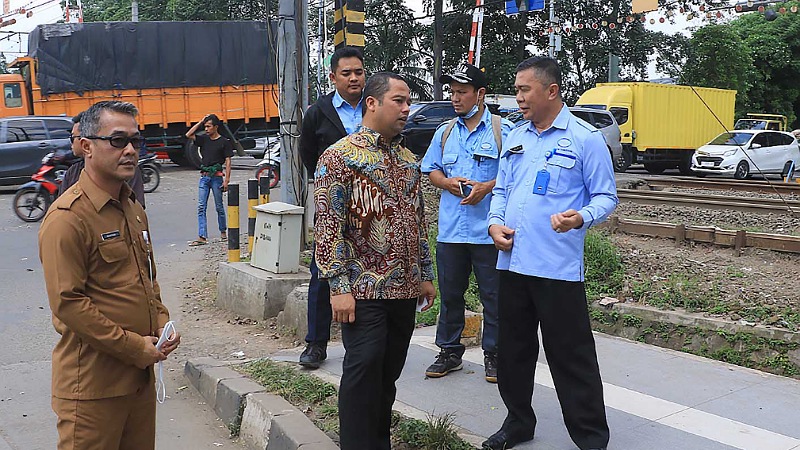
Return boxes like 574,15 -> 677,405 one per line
435,242 -> 499,356
497,271 -> 609,450
305,250 -> 332,344
338,298 -> 416,450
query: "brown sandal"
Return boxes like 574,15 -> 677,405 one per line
189,238 -> 208,246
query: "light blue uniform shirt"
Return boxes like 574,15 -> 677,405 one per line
488,105 -> 618,281
421,107 -> 513,244
332,90 -> 363,135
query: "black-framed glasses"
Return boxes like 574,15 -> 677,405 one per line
84,135 -> 142,149
69,134 -> 79,143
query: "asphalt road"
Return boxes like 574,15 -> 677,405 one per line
0,157 -> 262,450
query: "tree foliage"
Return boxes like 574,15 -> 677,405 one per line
81,0 -> 271,22
364,0 -> 432,99
682,3 -> 800,126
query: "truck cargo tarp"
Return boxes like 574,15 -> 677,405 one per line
29,21 -> 277,95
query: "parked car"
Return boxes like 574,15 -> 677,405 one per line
401,101 -> 457,156
401,102 -> 508,157
691,130 -> 800,179
507,107 -> 625,172
0,116 -> 74,186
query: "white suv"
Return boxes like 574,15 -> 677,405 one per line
691,130 -> 799,179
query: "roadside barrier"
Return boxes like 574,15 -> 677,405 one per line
247,178 -> 258,254
227,183 -> 240,262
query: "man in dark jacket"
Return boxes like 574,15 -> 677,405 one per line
60,112 -> 146,208
298,46 -> 365,368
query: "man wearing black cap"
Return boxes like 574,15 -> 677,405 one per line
420,64 -> 513,383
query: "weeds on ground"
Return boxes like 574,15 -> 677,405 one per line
241,359 -> 476,448
631,273 -> 722,312
584,229 -> 625,301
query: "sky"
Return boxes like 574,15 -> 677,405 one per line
0,0 -> 65,61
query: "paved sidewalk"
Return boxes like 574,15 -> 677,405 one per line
275,326 -> 800,450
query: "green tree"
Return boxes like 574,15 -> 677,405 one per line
0,53 -> 8,74
680,24 -> 753,114
682,3 -> 800,126
364,0 -> 433,99
81,0 -> 270,22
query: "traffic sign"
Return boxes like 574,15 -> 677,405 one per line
505,0 -> 545,15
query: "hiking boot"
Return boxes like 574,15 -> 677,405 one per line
484,352 -> 498,383
299,342 -> 327,369
425,350 -> 463,378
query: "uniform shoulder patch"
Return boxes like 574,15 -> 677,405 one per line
55,187 -> 83,210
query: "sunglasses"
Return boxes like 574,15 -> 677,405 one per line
84,135 -> 143,149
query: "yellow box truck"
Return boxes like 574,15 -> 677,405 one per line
575,82 -> 736,174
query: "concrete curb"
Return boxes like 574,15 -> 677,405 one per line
184,358 -> 339,450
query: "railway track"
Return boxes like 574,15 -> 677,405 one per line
643,176 -> 800,196
617,188 -> 800,215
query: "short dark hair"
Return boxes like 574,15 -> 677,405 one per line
204,113 -> 221,127
362,72 -> 406,113
516,56 -> 562,92
80,101 -> 138,137
72,111 -> 84,125
330,46 -> 364,73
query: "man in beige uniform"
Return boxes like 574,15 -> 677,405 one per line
39,101 -> 180,450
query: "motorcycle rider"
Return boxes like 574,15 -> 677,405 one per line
60,111 -> 146,208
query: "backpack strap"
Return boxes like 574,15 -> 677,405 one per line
440,118 -> 459,154
441,114 -> 503,155
490,114 -> 502,155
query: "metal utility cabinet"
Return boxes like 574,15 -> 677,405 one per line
250,202 -> 305,273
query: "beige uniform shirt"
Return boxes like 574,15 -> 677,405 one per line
39,172 -> 169,400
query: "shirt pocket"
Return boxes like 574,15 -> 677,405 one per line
547,149 -> 577,193
441,152 -> 458,178
473,147 -> 499,181
96,238 -> 137,288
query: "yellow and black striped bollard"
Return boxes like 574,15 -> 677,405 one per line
247,178 -> 258,254
227,183 -> 240,262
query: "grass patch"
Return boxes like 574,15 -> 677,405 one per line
632,274 -> 721,312
584,229 -> 624,301
241,359 -> 476,447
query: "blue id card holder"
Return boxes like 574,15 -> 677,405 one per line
533,169 -> 550,195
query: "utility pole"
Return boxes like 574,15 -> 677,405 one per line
277,0 -> 309,206
547,0 -> 555,58
131,0 -> 138,22
317,1 -> 325,98
433,0 -> 443,100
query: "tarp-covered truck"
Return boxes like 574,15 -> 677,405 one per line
576,82 -> 736,174
0,21 -> 279,167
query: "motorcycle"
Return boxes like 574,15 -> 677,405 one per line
139,152 -> 161,193
13,150 -> 79,222
254,137 -> 280,189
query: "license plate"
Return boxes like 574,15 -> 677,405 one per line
701,161 -> 714,167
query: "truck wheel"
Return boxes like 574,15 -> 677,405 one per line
734,161 -> 750,179
184,141 -> 202,169
644,163 -> 667,175
613,146 -> 633,173
678,154 -> 695,175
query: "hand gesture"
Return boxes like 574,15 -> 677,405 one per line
550,209 -> 584,233
489,224 -> 515,251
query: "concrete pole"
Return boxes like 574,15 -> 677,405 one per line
277,0 -> 309,207
548,0 -> 555,58
131,1 -> 139,22
433,0 -> 443,100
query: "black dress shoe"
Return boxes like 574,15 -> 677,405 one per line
299,342 -> 327,369
481,429 -> 534,449
587,448 -> 607,450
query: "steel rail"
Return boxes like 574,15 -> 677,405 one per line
644,177 -> 800,196
617,188 -> 800,215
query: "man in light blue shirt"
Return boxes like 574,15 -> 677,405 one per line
482,57 -> 617,450
331,88 -> 362,135
420,64 -> 513,383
